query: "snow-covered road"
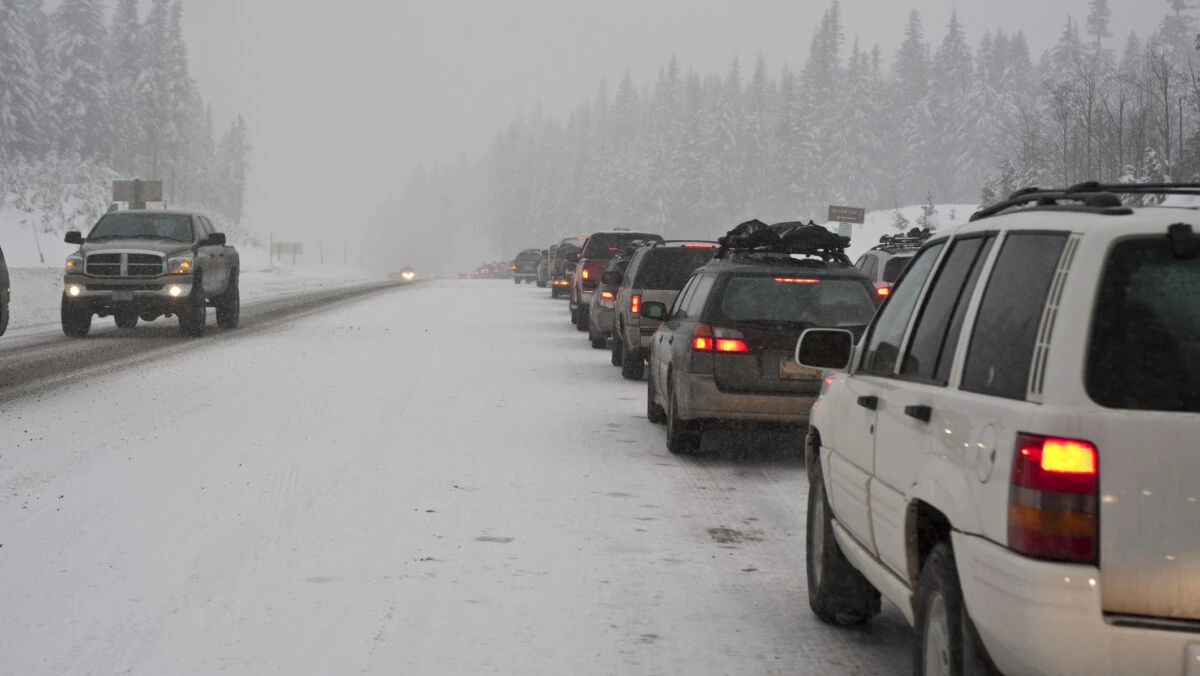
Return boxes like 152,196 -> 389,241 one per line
0,279 -> 911,675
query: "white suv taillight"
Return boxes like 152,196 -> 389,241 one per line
1008,433 -> 1099,564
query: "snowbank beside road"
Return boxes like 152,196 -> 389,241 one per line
824,203 -> 978,261
6,264 -> 379,333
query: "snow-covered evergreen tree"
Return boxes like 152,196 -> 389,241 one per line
47,0 -> 109,159
0,0 -> 45,158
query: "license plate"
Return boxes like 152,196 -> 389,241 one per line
1187,643 -> 1200,676
780,358 -> 823,380
113,291 -> 134,302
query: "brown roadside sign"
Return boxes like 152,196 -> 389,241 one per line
828,205 -> 866,224
113,180 -> 163,205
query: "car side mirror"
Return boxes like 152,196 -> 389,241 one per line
65,231 -> 84,245
206,232 -> 227,246
795,328 -> 854,372
641,301 -> 667,321
565,252 -> 580,264
601,269 -> 623,285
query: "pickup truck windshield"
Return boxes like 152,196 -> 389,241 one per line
88,214 -> 195,242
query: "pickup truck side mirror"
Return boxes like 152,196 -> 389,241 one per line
641,301 -> 667,321
600,269 -> 623,285
206,232 -> 227,246
795,328 -> 855,372
565,252 -> 580,264
64,231 -> 84,245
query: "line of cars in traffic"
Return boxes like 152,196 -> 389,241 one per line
513,182 -> 1200,676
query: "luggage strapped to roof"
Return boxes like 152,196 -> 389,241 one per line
715,219 -> 852,265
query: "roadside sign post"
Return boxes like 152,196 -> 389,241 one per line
113,179 -> 164,210
828,205 -> 866,242
271,242 -> 303,265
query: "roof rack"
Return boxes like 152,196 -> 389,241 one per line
970,182 -> 1200,222
873,227 -> 933,251
715,219 -> 851,265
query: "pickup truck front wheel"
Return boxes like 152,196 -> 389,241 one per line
178,281 -> 207,337
61,296 -> 92,337
807,458 -> 881,625
215,272 -> 240,329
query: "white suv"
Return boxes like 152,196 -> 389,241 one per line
794,183 -> 1199,676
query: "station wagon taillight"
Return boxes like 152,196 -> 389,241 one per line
630,294 -> 641,315
691,324 -> 750,353
876,286 -> 891,297
1008,433 -> 1099,565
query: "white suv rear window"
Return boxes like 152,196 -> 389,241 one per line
1087,237 -> 1200,413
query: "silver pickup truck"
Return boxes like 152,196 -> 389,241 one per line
62,210 -> 240,337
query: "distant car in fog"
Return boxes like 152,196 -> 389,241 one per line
390,266 -> 416,281
512,248 -> 542,284
0,243 -> 9,336
551,236 -> 587,299
537,246 -> 554,288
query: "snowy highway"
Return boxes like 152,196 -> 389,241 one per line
0,279 -> 911,675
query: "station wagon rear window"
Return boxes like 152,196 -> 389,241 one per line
1087,236 -> 1200,413
633,248 -> 716,289
715,276 -> 877,328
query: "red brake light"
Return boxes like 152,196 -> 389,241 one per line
582,269 -> 590,280
715,338 -> 750,353
630,294 -> 641,315
774,278 -> 820,284
683,243 -> 714,248
1008,433 -> 1098,564
691,324 -> 713,352
601,291 -> 615,300
876,286 -> 891,297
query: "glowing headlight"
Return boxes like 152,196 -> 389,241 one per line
67,285 -> 82,297
401,271 -> 416,281
66,255 -> 83,272
168,285 -> 184,297
167,256 -> 194,274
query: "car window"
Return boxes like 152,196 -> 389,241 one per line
633,248 -> 716,289
582,233 -> 663,260
681,274 -> 716,318
88,213 -> 195,242
199,217 -> 215,237
670,275 -> 700,318
900,236 -> 995,384
864,254 -> 879,279
882,255 -> 912,283
961,232 -> 1069,400
714,275 -> 877,328
1086,236 -> 1200,413
859,242 -> 946,375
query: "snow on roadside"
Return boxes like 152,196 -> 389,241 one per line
6,264 -> 380,333
823,203 -> 978,262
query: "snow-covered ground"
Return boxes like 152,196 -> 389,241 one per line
0,280 -> 911,675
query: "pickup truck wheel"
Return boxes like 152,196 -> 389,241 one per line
114,311 -> 138,329
611,332 -> 624,366
620,343 -> 645,380
666,379 -> 701,454
913,542 -> 996,676
61,297 -> 92,337
178,282 -> 207,337
646,371 -> 666,424
807,458 -> 881,625
215,272 -> 240,329
589,330 -> 607,349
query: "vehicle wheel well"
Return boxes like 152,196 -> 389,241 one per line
906,501 -> 952,588
805,427 -> 822,478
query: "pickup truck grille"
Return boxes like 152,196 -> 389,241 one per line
84,252 -> 165,277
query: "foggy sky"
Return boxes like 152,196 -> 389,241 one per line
178,0 -> 1159,253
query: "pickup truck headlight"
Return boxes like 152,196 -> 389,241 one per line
65,255 -> 83,272
167,256 -> 195,274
